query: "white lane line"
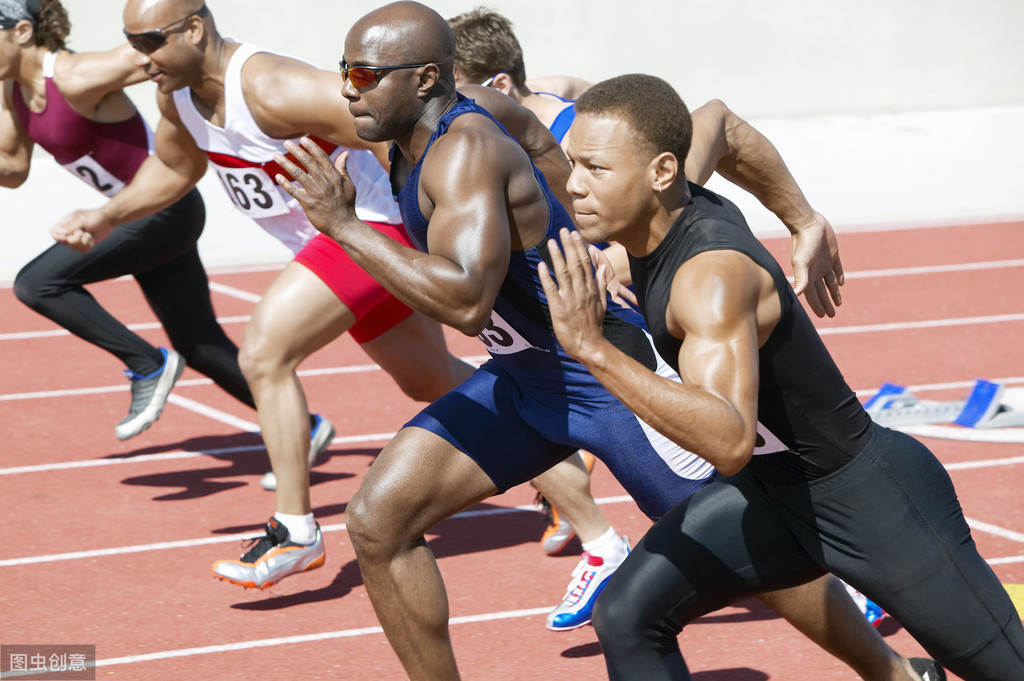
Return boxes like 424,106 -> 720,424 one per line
3,493 -> 1018,568
966,517 -> 1024,545
842,258 -> 1024,280
78,547 -> 1024,669
0,357 -> 489,402
207,281 -> 262,303
93,606 -> 553,669
0,433 -> 397,476
857,377 -> 1024,397
4,255 -> 1023,342
166,394 -> 260,433
0,316 -> 250,342
0,496 -> 633,567
946,455 -> 1024,471
818,312 -> 1024,336
0,375 -> 1021,477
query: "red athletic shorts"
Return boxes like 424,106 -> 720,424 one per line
293,222 -> 415,343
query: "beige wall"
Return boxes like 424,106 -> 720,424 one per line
67,0 -> 1024,123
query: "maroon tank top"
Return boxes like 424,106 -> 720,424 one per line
11,53 -> 150,195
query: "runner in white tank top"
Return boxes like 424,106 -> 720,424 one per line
172,42 -> 401,254
49,2 -> 479,592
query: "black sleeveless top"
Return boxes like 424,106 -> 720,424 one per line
629,183 -> 873,484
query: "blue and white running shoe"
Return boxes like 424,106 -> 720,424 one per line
546,536 -> 629,631
844,581 -> 886,627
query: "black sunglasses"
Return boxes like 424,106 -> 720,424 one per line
339,58 -> 438,87
124,5 -> 209,54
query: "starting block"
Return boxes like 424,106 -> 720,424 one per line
865,380 -> 1024,429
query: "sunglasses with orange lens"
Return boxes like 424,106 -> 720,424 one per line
339,59 -> 437,87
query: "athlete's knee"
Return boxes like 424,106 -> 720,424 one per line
237,323 -> 290,386
12,266 -> 50,310
594,572 -> 679,658
346,481 -> 407,562
593,582 -> 642,649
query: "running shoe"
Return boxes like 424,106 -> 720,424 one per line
537,450 -> 596,555
260,414 -> 336,491
908,658 -> 946,681
539,495 -> 575,556
546,535 -> 630,631
114,347 -> 185,440
212,517 -> 325,589
843,581 -> 886,627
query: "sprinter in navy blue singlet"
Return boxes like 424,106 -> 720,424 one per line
397,94 -> 715,519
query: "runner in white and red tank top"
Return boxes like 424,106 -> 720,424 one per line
48,0 -> 484,592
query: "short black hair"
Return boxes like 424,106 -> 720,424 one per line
575,74 -> 692,166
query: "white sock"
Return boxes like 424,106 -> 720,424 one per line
582,527 -> 626,561
274,512 -> 317,545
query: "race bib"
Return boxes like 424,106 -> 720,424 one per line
477,309 -> 546,355
214,165 -> 289,218
61,155 -> 125,197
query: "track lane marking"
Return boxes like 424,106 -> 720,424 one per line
0,496 -> 634,567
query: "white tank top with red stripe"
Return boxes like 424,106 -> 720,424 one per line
172,41 -> 401,254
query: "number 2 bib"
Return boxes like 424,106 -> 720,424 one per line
61,155 -> 125,197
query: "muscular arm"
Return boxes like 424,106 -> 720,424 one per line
101,91 -> 207,223
279,120 -> 527,336
540,230 -> 767,475
687,99 -> 843,317
0,81 -> 33,187
55,44 -> 149,107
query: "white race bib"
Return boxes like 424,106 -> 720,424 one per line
477,309 -> 546,355
62,155 -> 125,197
214,165 -> 289,218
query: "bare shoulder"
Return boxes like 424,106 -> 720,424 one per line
240,52 -> 343,138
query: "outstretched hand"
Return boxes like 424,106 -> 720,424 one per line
790,211 -> 844,318
537,228 -> 610,362
274,137 -> 358,241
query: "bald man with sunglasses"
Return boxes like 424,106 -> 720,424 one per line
49,0 -> 615,597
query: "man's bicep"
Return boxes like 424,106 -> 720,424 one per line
152,107 -> 208,185
670,257 -> 763,412
420,145 -> 512,291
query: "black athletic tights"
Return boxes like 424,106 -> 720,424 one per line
13,188 -> 254,408
593,425 -> 1024,681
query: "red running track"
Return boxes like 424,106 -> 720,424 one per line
1,220 -> 1023,680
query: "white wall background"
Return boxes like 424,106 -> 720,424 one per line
62,0 -> 1024,120
3,1 -> 1023,281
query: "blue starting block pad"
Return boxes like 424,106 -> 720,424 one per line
954,380 -> 1024,429
865,380 -> 1024,429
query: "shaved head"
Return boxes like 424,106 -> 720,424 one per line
348,1 -> 454,69
124,0 -> 205,27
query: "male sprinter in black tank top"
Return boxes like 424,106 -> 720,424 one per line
540,73 -> 1024,681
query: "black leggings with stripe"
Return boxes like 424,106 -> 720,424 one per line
13,188 -> 254,408
594,424 -> 1024,681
